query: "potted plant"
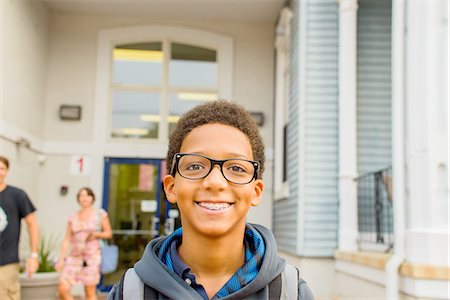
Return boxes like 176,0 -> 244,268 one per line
20,236 -> 60,300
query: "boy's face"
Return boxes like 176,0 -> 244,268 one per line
163,123 -> 264,238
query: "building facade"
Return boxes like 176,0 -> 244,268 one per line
273,0 -> 449,299
1,0 -> 448,298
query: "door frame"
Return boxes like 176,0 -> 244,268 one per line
99,157 -> 164,291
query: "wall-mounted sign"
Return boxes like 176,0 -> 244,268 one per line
59,105 -> 82,121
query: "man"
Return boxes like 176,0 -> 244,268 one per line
0,156 -> 39,300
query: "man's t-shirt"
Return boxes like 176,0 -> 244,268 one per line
0,185 -> 36,266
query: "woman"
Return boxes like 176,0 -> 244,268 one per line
55,187 -> 112,300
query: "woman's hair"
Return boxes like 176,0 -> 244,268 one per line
0,156 -> 10,169
77,187 -> 96,203
166,100 -> 265,178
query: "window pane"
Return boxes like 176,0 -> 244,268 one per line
113,42 -> 163,86
168,92 -> 217,136
111,91 -> 160,139
169,43 -> 217,89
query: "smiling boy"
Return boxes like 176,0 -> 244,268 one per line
108,100 -> 314,299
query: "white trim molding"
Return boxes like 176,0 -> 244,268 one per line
274,7 -> 292,201
336,253 -> 450,299
296,0 -> 308,255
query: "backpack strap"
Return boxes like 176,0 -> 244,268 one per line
120,268 -> 144,300
144,284 -> 158,300
118,268 -> 158,300
280,263 -> 299,300
268,273 -> 282,299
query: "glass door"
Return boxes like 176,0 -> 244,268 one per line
99,157 -> 164,289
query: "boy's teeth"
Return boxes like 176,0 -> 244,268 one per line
197,202 -> 231,210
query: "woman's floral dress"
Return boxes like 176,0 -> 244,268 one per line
60,209 -> 107,286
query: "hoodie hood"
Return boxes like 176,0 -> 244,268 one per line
134,223 -> 286,299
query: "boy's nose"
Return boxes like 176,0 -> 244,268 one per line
202,165 -> 228,189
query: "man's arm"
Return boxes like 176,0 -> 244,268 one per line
24,212 -> 39,277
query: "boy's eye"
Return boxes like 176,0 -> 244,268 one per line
184,163 -> 206,171
229,165 -> 246,173
186,164 -> 203,171
225,162 -> 252,175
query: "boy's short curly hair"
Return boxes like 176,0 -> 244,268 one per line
166,100 -> 265,178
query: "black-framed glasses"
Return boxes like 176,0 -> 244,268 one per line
171,153 -> 259,185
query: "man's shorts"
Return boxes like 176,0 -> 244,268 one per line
0,263 -> 20,300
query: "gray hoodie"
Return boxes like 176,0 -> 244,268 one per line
108,224 -> 314,299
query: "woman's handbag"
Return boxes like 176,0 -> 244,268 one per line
97,210 -> 119,275
99,240 -> 119,274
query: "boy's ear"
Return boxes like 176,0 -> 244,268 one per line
163,175 -> 177,203
250,179 -> 264,207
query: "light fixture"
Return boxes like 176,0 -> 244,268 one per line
59,105 -> 82,121
113,49 -> 163,62
177,93 -> 217,101
250,112 -> 265,126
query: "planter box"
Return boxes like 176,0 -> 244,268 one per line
19,272 -> 60,300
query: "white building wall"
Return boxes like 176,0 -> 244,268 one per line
1,0 -> 48,137
0,0 -> 48,209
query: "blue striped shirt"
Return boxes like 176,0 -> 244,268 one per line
158,224 -> 265,299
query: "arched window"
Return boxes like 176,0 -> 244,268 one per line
95,26 -> 233,143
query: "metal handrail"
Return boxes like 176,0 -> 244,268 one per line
356,165 -> 393,251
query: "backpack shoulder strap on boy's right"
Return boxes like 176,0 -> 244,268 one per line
268,263 -> 313,300
118,268 -> 143,300
118,268 -> 158,300
280,263 -> 300,299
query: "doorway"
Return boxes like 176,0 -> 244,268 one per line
99,157 -> 167,288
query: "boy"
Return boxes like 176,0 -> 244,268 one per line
108,100 -> 314,299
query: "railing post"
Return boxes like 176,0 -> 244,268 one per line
374,172 -> 383,243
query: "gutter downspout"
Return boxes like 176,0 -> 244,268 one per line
385,0 -> 406,298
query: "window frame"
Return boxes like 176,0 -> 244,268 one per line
274,8 -> 292,200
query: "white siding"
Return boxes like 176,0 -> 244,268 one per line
302,0 -> 339,257
274,0 -> 339,257
357,0 -> 392,174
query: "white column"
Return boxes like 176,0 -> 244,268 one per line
338,0 -> 359,251
405,0 -> 449,267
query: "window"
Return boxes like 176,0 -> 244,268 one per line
96,26 -> 233,143
167,43 -> 218,135
111,41 -> 218,140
